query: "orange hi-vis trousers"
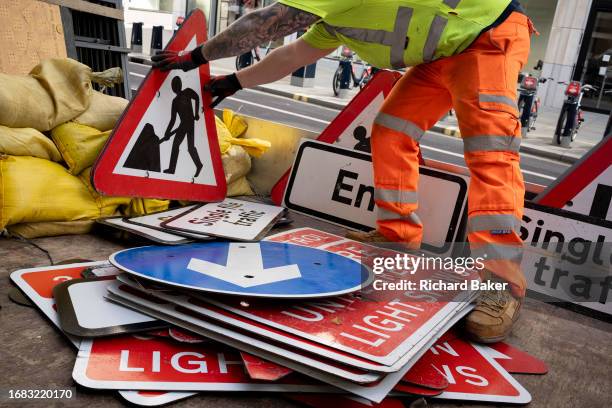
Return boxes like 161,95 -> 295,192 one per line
371,12 -> 531,297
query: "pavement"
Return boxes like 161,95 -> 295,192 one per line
209,57 -> 610,164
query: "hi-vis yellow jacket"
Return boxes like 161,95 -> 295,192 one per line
279,0 -> 512,69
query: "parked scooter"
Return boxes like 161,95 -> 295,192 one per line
517,61 -> 547,137
333,46 -> 377,96
554,81 -> 597,147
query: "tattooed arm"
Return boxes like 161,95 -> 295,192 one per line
200,2 -> 320,61
236,38 -> 335,88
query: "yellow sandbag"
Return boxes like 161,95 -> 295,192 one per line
227,176 -> 254,197
51,122 -> 110,175
7,220 -> 95,239
216,111 -> 271,158
223,109 -> 248,138
122,198 -> 170,217
0,58 -> 93,131
215,116 -> 233,154
0,155 -> 101,229
228,137 -> 271,158
0,126 -> 62,161
78,167 -> 132,217
73,90 -> 128,131
222,145 -> 251,185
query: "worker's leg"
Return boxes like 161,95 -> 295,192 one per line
444,12 -> 531,342
164,131 -> 186,173
446,12 -> 531,298
369,64 -> 452,245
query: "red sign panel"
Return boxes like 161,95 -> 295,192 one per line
73,335 -> 330,392
420,332 -> 531,404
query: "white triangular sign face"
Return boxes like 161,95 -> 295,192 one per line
333,92 -> 386,153
113,37 -> 216,186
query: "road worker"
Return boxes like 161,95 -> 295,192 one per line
153,0 -> 534,343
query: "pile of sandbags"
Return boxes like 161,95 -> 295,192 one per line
0,58 -> 271,239
0,58 -> 166,238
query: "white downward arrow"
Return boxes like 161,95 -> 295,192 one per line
187,243 -> 302,288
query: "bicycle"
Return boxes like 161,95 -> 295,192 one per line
332,46 -> 377,96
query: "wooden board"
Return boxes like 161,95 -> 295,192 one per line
0,0 -> 67,75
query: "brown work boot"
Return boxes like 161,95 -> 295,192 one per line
346,229 -> 390,243
464,288 -> 522,343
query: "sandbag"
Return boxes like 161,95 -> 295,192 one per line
122,198 -> 170,217
223,109 -> 248,138
7,220 -> 95,239
215,115 -> 234,154
0,58 -> 93,131
73,90 -> 128,131
217,111 -> 271,158
227,177 -> 254,197
51,122 -> 110,175
0,155 -> 101,229
222,145 -> 251,185
0,126 -> 62,161
78,167 -> 132,217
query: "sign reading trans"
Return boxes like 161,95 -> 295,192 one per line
110,242 -> 371,298
92,9 -> 226,201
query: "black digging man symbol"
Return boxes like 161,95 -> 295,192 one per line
353,125 -> 371,153
123,76 -> 204,178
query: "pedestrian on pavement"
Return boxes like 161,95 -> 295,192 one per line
152,0 -> 535,343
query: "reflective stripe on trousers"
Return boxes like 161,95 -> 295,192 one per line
374,112 -> 424,142
467,214 -> 522,234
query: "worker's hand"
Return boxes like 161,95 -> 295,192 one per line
151,46 -> 207,72
204,74 -> 243,108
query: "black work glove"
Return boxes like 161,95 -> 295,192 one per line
151,46 -> 208,72
204,73 -> 243,108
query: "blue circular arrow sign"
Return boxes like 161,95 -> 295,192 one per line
110,241 -> 371,298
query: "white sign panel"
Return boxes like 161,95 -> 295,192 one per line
521,203 -> 612,316
284,140 -> 468,254
162,198 -> 285,241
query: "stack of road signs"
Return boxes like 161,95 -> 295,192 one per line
8,228 -> 545,406
97,198 -> 287,244
101,227 -> 482,403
